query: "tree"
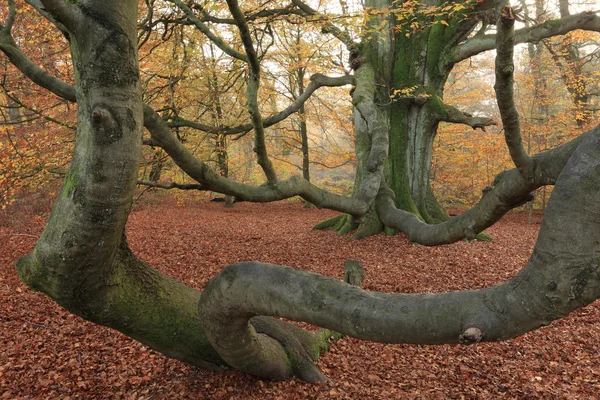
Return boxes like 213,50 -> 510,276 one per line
4,0 -> 600,383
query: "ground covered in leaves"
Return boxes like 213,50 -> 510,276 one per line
1,196 -> 599,399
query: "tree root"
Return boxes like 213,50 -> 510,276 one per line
313,209 -> 384,240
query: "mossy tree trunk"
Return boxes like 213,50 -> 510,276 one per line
13,0 -> 227,369
322,0 -> 486,237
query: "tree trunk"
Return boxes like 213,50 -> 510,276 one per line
298,68 -> 313,209
321,0 -> 479,237
14,0 -> 225,370
215,132 -> 234,207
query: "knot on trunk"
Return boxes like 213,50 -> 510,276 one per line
91,104 -> 122,145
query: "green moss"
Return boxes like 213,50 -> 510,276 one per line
313,214 -> 345,230
426,94 -> 446,116
475,232 -> 492,242
384,226 -> 398,236
15,251 -> 42,291
61,173 -> 77,200
100,254 -> 224,368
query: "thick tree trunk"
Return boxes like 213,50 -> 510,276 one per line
13,0 -> 332,379
321,0 -> 479,237
13,0 -> 226,370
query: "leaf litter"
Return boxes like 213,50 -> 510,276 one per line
1,196 -> 599,399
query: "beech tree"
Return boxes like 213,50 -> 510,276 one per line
3,0 -> 600,382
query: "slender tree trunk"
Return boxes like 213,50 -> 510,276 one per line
297,68 -> 313,208
208,44 -> 233,207
215,132 -> 233,207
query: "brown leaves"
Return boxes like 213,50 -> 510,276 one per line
1,197 -> 599,398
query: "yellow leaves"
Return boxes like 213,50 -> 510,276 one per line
390,85 -> 431,101
440,20 -> 449,27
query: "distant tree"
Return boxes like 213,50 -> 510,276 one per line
4,0 -> 600,382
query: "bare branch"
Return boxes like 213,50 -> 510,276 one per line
143,103 -> 371,217
453,11 -> 600,64
137,180 -> 206,191
226,0 -> 277,182
168,74 -> 354,136
433,96 -> 496,130
0,0 -> 16,33
375,125 -> 597,245
0,36 -> 76,102
167,0 -> 248,62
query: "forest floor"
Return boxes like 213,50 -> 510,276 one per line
1,195 -> 599,399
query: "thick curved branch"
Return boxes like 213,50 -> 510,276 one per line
375,125 -> 596,246
200,129 -> 600,379
0,0 -> 16,33
167,0 -> 248,62
494,4 -> 534,178
144,104 -> 371,216
0,32 -> 76,102
137,180 -> 206,191
453,11 -> 600,64
434,97 -> 496,130
168,74 -> 354,136
36,0 -> 81,32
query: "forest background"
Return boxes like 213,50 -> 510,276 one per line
0,0 -> 597,212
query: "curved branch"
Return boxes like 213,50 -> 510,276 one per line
0,0 -> 16,33
0,32 -> 76,102
37,0 -> 81,31
200,128 -> 600,378
433,96 -> 496,130
167,0 -> 248,62
143,104 -> 371,217
494,4 -> 534,178
137,180 -> 206,191
375,125 -> 596,246
168,74 -> 354,136
453,11 -> 600,64
226,0 -> 277,182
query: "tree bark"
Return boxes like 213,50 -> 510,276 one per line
201,126 -> 600,377
14,0 -> 226,371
